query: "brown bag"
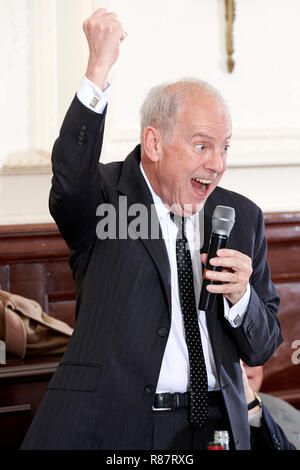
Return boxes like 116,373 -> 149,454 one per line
0,290 -> 73,359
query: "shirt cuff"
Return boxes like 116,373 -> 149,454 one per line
76,76 -> 110,114
223,283 -> 251,328
248,408 -> 262,427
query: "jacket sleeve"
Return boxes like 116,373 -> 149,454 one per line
49,95 -> 108,256
250,405 -> 296,450
225,206 -> 283,366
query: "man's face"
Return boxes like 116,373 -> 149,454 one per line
154,93 -> 232,215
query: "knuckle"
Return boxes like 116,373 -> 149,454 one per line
86,19 -> 95,29
107,12 -> 117,19
95,8 -> 107,15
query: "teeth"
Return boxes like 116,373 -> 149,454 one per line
192,177 -> 212,184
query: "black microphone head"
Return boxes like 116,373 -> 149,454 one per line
212,205 -> 235,236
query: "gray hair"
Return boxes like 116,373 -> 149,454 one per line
140,78 -> 231,146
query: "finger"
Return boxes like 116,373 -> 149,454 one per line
206,282 -> 242,294
84,19 -> 125,43
90,8 -> 117,19
90,8 -> 108,18
204,269 -> 239,283
103,12 -> 117,19
216,248 -> 241,258
209,256 -> 245,271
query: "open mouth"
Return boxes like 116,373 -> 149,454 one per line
190,177 -> 212,196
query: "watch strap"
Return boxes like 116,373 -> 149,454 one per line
247,392 -> 262,410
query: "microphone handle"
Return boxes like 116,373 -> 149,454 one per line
199,232 -> 228,311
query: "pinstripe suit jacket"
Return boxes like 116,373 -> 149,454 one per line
21,97 -> 282,450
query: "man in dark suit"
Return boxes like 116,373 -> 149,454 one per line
241,362 -> 298,450
21,9 -> 283,450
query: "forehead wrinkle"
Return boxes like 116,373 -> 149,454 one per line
190,131 -> 232,142
177,108 -> 231,133
170,99 -> 232,145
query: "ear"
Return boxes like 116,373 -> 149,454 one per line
143,126 -> 162,162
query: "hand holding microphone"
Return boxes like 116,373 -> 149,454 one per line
199,206 -> 253,310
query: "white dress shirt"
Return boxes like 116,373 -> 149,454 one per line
76,76 -> 252,395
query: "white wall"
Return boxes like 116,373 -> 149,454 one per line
0,0 -> 299,224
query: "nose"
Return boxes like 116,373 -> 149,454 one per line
204,148 -> 224,174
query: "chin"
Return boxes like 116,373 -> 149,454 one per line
180,201 -> 205,217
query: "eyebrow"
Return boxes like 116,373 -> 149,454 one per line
191,132 -> 232,142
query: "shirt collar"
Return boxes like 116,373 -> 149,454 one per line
139,162 -> 170,220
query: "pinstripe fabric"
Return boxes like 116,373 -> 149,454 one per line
21,96 -> 282,450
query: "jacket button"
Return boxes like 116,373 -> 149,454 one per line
158,327 -> 168,337
144,385 -> 154,395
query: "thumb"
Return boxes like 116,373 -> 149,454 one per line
200,253 -> 208,265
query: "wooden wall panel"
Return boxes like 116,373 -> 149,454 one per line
261,212 -> 300,408
262,282 -> 300,389
0,265 -> 10,291
48,301 -> 76,328
10,263 -> 47,311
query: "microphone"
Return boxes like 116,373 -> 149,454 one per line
199,205 -> 235,311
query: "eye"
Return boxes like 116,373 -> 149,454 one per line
224,144 -> 230,152
195,144 -> 206,151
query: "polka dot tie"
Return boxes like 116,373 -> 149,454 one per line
170,213 -> 208,427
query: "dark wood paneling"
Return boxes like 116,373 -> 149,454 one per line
265,212 -> 300,282
48,300 -> 76,326
261,212 -> 300,408
0,265 -> 10,291
0,356 -> 60,450
261,282 -> 300,396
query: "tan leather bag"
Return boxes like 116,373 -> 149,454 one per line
0,290 -> 73,359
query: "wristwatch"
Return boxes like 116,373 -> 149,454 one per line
247,392 -> 262,411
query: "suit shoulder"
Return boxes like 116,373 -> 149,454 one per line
98,160 -> 123,187
213,186 -> 262,218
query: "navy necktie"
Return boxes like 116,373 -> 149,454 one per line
170,213 -> 208,427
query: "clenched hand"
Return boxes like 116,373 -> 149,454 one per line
83,8 -> 126,90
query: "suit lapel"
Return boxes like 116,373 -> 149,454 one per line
117,145 -> 172,317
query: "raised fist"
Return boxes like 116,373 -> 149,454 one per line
83,8 -> 126,90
